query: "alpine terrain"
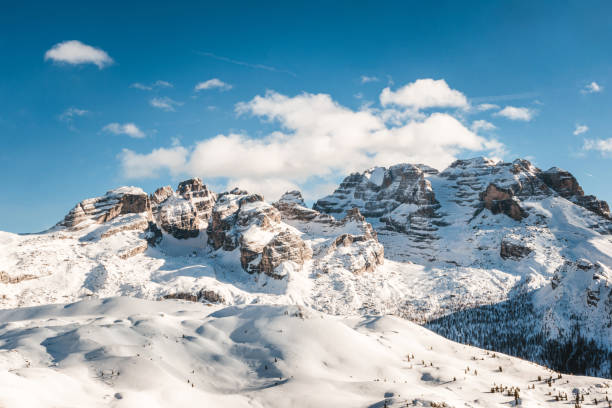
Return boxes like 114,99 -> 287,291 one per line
1,157 -> 611,407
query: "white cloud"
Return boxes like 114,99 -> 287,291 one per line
582,81 -> 603,94
44,40 -> 113,69
103,123 -> 145,138
495,106 -> 535,121
360,75 -> 379,83
573,124 -> 589,136
150,97 -> 183,112
130,80 -> 173,91
130,83 -> 152,91
380,78 -> 468,110
471,119 -> 496,132
476,103 -> 500,111
120,89 -> 504,200
119,146 -> 188,178
59,107 -> 88,122
583,138 -> 612,156
154,80 -> 172,88
194,78 -> 232,91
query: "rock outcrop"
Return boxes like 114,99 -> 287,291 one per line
259,231 -> 313,279
208,189 -> 312,277
314,164 -> 443,241
151,178 -> 217,239
541,167 -> 610,219
59,187 -> 151,229
313,208 -> 384,274
314,164 -> 439,218
500,236 -> 533,260
274,191 -> 335,224
480,184 -> 526,221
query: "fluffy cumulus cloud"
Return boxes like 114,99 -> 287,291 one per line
150,97 -> 183,111
44,40 -> 113,69
380,79 -> 469,110
582,81 -> 603,94
195,78 -> 232,91
495,106 -> 535,121
103,123 -> 145,138
583,138 -> 612,156
119,146 -> 188,178
119,85 -> 504,201
573,124 -> 589,136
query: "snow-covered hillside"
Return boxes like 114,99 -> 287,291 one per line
1,297 -> 610,408
1,157 -> 611,379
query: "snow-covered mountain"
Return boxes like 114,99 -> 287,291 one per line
2,297 -> 610,407
1,157 -> 611,380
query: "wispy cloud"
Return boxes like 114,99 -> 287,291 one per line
583,138 -> 612,156
194,78 -> 232,91
103,123 -> 145,138
581,81 -> 603,94
495,106 -> 535,121
130,80 -> 173,91
471,119 -> 496,132
573,124 -> 589,136
470,92 -> 539,103
59,107 -> 88,122
360,75 -> 379,83
475,103 -> 499,111
44,40 -> 113,69
150,97 -> 183,112
58,107 -> 89,131
195,51 -> 297,77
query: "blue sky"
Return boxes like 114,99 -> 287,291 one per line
1,0 -> 611,233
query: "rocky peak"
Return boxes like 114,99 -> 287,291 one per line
176,177 -> 206,197
150,178 -> 217,240
59,187 -> 151,229
541,167 -> 610,219
540,167 -> 584,198
206,189 -> 312,277
314,163 -> 439,218
150,186 -> 174,206
277,190 -> 306,207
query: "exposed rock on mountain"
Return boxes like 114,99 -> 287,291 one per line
274,191 -> 335,224
151,178 -> 217,239
500,236 -> 533,260
480,184 -> 526,221
260,231 -> 313,279
207,189 -> 312,276
314,164 -> 439,218
59,187 -> 151,229
314,164 -> 443,243
541,167 -> 611,219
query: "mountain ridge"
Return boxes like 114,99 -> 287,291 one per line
1,156 -> 611,378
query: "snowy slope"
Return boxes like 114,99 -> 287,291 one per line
1,157 -> 611,378
1,297 -> 610,408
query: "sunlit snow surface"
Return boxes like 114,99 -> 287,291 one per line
1,297 -> 609,408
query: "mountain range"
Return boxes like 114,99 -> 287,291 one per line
1,157 -> 611,406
